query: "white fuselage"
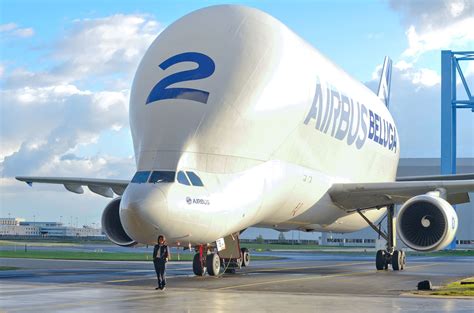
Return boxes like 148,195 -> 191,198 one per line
119,5 -> 400,245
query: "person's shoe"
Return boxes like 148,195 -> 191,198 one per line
155,287 -> 160,290
161,286 -> 166,291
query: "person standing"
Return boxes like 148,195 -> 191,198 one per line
153,235 -> 170,290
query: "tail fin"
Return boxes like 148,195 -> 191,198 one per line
377,56 -> 392,107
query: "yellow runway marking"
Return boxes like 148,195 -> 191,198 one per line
217,271 -> 368,290
248,261 -> 372,273
406,262 -> 443,269
106,279 -> 134,283
218,262 -> 443,291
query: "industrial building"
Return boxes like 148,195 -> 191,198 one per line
0,218 -> 103,237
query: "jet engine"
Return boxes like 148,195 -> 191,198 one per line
397,194 -> 458,252
101,197 -> 137,247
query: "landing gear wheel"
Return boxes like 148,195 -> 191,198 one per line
241,248 -> 250,267
193,253 -> 206,276
392,250 -> 406,271
401,251 -> 406,269
376,250 -> 386,270
206,253 -> 221,276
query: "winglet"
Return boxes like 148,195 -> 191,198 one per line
377,56 -> 392,108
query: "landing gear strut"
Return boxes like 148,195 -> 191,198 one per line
358,204 -> 406,271
192,245 -> 206,276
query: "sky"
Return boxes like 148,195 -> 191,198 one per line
0,0 -> 473,236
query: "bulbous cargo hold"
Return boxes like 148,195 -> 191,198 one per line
129,5 -> 398,182
397,194 -> 458,252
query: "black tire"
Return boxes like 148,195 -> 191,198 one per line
398,250 -> 406,270
376,250 -> 386,270
241,248 -> 250,267
206,253 -> 221,276
392,250 -> 403,271
193,253 -> 206,276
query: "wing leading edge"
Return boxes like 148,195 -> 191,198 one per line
16,176 -> 129,198
329,179 -> 474,212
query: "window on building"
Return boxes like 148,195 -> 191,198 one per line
186,171 -> 204,187
149,171 -> 176,183
131,171 -> 151,183
177,171 -> 191,186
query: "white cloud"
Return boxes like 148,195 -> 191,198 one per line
0,13 -> 162,179
51,14 -> 161,81
0,85 -> 129,170
373,61 -> 440,87
389,0 -> 473,32
394,60 -> 413,71
409,68 -> 440,87
402,18 -> 474,58
389,0 -> 474,60
0,23 -> 17,32
14,27 -> 34,37
366,64 -> 473,158
0,22 -> 34,38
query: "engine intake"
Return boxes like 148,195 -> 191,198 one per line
101,198 -> 137,247
397,194 -> 457,252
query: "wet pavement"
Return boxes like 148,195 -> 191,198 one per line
1,252 -> 473,312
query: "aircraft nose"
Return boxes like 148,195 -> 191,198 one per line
119,185 -> 168,244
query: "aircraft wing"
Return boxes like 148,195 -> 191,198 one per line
396,173 -> 474,181
16,176 -> 129,198
329,180 -> 474,212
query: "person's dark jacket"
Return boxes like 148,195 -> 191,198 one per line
153,244 -> 169,262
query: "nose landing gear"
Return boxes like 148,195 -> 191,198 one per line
192,233 -> 250,276
192,245 -> 206,276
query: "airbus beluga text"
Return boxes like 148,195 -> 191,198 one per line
17,5 -> 473,276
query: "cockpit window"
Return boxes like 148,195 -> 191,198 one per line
149,171 -> 176,183
177,171 -> 191,186
131,171 -> 151,184
186,171 -> 204,186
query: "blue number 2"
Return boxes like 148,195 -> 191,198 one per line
146,52 -> 215,105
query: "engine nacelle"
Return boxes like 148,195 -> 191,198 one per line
101,198 -> 137,247
397,194 -> 458,252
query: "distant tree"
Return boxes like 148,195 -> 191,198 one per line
256,234 -> 264,244
278,232 -> 286,242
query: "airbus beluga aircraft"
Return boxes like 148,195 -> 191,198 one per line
17,5 -> 474,276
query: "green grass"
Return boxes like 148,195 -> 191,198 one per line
430,277 -> 474,297
0,240 -> 80,247
0,250 -> 277,262
0,266 -> 20,271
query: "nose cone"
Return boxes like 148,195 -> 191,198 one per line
119,184 -> 168,244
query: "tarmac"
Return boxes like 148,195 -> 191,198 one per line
1,251 -> 473,312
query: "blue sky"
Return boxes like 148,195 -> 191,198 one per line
1,0 -> 473,231
2,0 -> 405,82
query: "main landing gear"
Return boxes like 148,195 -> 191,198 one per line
358,204 -> 406,271
192,234 -> 250,276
